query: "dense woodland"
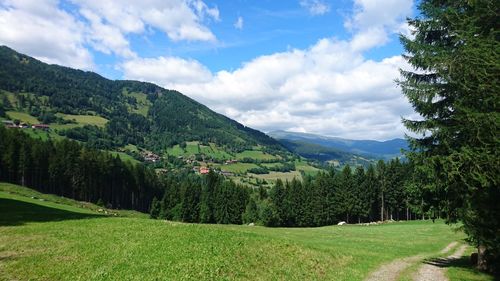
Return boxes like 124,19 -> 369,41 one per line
0,126 -> 162,212
0,45 -> 285,154
1,127 -> 432,227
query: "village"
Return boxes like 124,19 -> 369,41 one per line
2,119 -> 50,130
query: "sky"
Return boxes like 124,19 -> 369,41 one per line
0,0 -> 420,140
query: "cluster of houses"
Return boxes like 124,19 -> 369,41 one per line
2,120 -> 50,130
192,166 -> 210,174
141,150 -> 161,162
192,166 -> 234,177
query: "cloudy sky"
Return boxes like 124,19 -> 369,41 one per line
0,0 -> 419,140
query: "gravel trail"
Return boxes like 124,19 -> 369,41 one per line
364,242 -> 460,281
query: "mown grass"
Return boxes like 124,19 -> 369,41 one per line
22,128 -> 65,141
1,184 -> 493,280
123,91 -> 151,117
5,111 -> 39,124
236,150 -> 278,161
0,183 -> 146,218
251,171 -> 303,182
446,247 -> 496,281
109,151 -> 141,165
216,163 -> 260,173
56,114 -> 109,127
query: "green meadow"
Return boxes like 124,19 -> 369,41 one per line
1,183 -> 493,281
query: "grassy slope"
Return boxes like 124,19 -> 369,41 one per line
0,183 -> 146,218
2,184 -> 494,280
5,111 -> 39,124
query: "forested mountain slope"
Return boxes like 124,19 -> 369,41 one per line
0,46 -> 285,154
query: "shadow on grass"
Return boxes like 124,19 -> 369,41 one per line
424,256 -> 499,280
0,198 -> 104,226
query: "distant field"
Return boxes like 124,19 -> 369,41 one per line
251,171 -> 303,182
295,160 -> 321,176
215,163 -> 260,173
1,184 -> 492,281
124,91 -> 151,117
236,150 -> 278,161
186,141 -> 200,154
5,111 -> 39,124
109,151 -> 141,164
166,144 -> 185,156
57,114 -> 108,127
23,128 -> 65,141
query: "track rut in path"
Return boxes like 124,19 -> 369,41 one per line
364,242 -> 460,281
413,244 -> 467,281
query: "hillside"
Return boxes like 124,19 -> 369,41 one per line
269,130 -> 408,160
2,182 -> 490,281
0,46 -> 285,155
276,138 -> 376,167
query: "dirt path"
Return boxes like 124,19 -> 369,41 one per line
413,244 -> 467,281
364,242 -> 459,281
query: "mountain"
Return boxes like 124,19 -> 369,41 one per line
276,138 -> 376,167
0,46 -> 286,155
268,130 -> 408,160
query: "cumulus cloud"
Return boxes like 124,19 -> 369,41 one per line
122,56 -> 212,85
234,16 -> 244,30
300,0 -> 330,16
123,39 -> 414,140
0,0 -> 93,69
122,0 -> 416,140
0,0 -> 219,68
72,0 -> 219,42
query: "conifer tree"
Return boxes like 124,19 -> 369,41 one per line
399,0 -> 499,271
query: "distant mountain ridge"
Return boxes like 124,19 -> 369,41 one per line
268,130 -> 408,160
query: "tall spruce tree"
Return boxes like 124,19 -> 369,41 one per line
399,0 -> 499,271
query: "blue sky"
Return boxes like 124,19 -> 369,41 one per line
0,0 -> 418,140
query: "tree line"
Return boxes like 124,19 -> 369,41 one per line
0,126 -> 162,212
244,159 -> 429,227
1,126 -> 432,227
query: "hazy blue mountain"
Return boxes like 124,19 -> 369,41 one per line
268,130 -> 408,160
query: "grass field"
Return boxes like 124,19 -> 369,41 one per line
123,91 -> 151,117
56,114 -> 109,127
109,151 -> 141,165
5,111 -> 39,124
23,128 -> 65,141
0,183 -> 494,281
235,150 -> 278,161
251,171 -> 303,182
215,163 -> 260,173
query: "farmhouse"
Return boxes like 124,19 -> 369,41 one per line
142,151 -> 161,162
200,167 -> 210,174
32,124 -> 50,130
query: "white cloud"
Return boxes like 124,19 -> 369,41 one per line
0,0 -> 416,140
234,16 -> 244,30
300,0 -> 330,16
72,0 -> 219,42
346,0 -> 413,30
121,0 -> 416,140
122,56 -> 212,86
345,0 -> 413,51
0,0 -> 219,69
123,37 -> 414,140
0,0 -> 93,69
